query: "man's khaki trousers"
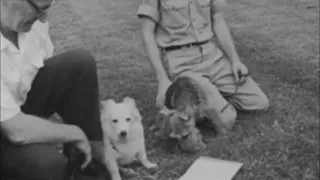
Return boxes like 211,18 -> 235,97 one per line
163,41 -> 269,128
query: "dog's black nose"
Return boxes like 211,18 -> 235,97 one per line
120,131 -> 127,137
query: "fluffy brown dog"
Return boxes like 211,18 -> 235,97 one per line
154,75 -> 231,153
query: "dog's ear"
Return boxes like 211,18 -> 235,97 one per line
166,77 -> 200,110
100,99 -> 116,110
123,97 -> 142,122
123,96 -> 137,108
165,81 -> 177,110
132,108 -> 142,122
100,99 -> 116,114
100,99 -> 116,121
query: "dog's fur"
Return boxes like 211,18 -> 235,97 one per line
164,76 -> 201,139
157,76 -> 231,152
100,97 -> 157,180
165,76 -> 231,134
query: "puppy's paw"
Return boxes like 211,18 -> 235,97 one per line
143,161 -> 158,169
120,167 -> 137,177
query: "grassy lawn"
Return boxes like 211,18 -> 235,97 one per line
48,0 -> 319,179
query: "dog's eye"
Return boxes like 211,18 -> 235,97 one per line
112,119 -> 118,123
126,118 -> 131,122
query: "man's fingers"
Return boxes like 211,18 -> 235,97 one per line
158,99 -> 164,109
233,70 -> 239,83
156,97 -> 161,108
157,92 -> 165,109
239,71 -> 247,83
239,68 -> 249,83
81,154 -> 92,170
239,76 -> 245,84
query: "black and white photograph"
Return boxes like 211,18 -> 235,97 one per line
0,0 -> 319,180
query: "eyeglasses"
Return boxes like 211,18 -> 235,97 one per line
26,0 -> 55,18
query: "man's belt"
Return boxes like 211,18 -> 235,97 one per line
164,40 -> 210,52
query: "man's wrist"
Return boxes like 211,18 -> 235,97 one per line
67,125 -> 86,142
156,73 -> 169,82
230,55 -> 240,63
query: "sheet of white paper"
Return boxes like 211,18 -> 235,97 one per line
178,156 -> 243,180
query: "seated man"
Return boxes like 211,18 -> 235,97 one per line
1,0 -> 110,179
137,0 -> 269,133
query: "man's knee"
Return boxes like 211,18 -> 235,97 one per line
66,49 -> 97,72
232,92 -> 270,111
253,92 -> 270,110
209,105 -> 237,133
220,105 -> 237,130
54,48 -> 97,77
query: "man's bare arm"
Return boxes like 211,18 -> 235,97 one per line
1,112 -> 85,145
141,17 -> 168,82
213,12 -> 241,63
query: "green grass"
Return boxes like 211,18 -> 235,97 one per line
48,0 -> 320,179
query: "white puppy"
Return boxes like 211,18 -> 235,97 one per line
100,97 -> 157,180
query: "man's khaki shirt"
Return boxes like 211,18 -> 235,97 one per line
137,0 -> 226,48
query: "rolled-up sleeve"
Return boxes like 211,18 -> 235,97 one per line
33,20 -> 54,59
212,0 -> 228,13
136,0 -> 160,23
1,80 -> 20,121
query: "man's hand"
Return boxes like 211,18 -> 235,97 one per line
1,113 -> 92,169
156,77 -> 172,109
231,61 -> 249,84
72,129 -> 92,170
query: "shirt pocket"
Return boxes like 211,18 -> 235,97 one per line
197,0 -> 212,22
198,0 -> 212,8
161,0 -> 190,29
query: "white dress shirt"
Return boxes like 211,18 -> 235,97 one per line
1,20 -> 54,121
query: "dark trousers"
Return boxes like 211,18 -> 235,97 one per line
1,49 -> 107,180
